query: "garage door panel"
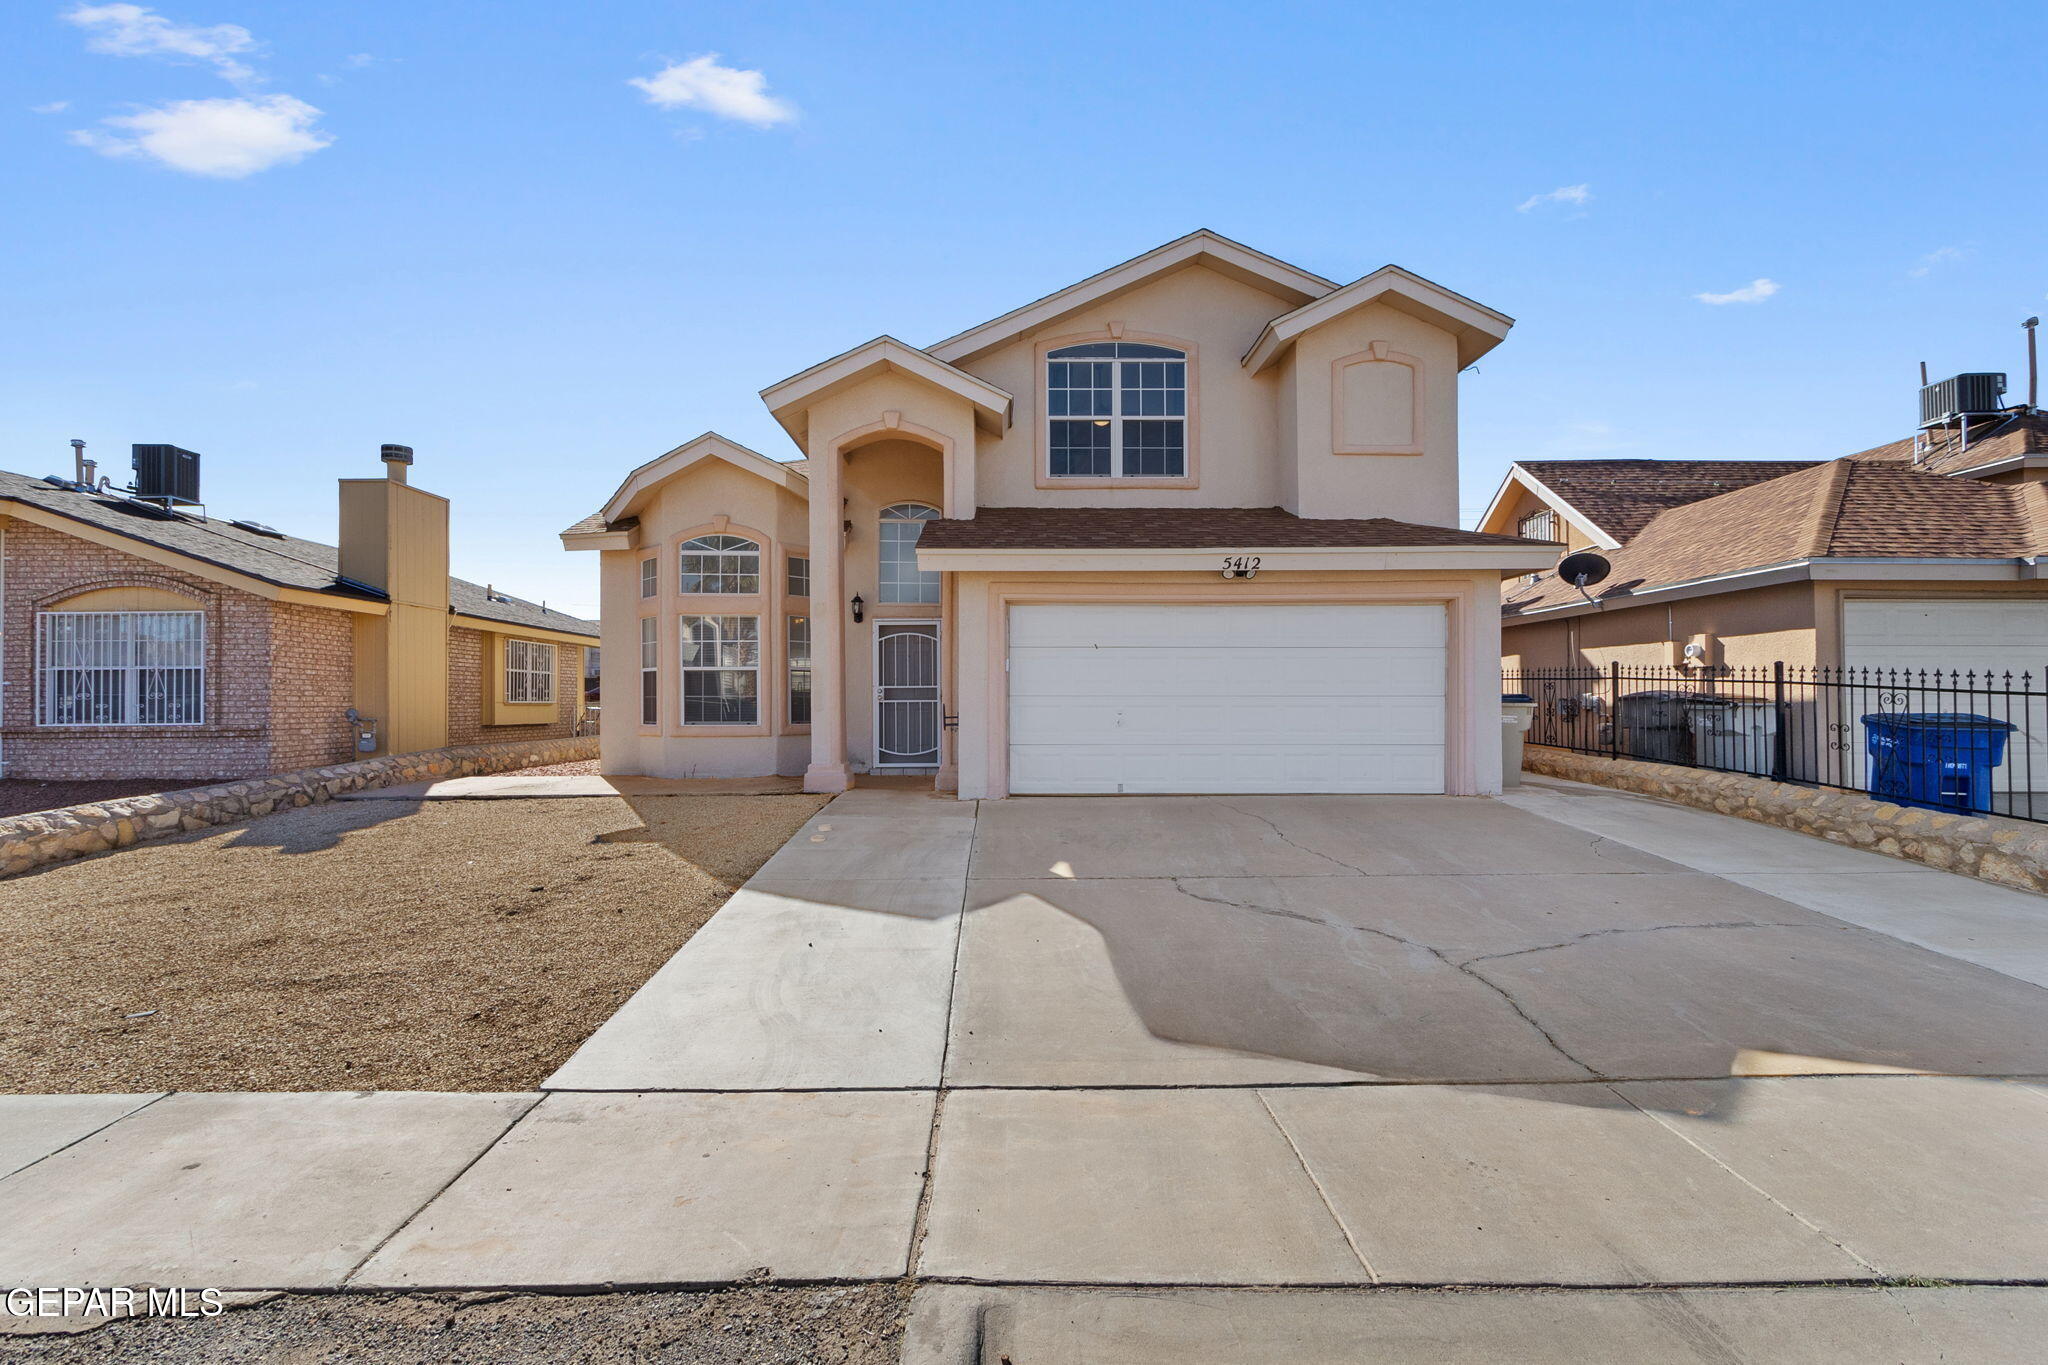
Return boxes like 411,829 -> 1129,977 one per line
1008,743 -> 1445,796
1006,602 -> 1447,795
1007,602 -> 1446,650
1011,696 -> 1444,744
1009,647 -> 1445,698
1841,599 -> 2048,791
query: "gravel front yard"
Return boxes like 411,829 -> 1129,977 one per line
0,1286 -> 906,1363
0,792 -> 829,1093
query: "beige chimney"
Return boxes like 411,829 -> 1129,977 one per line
340,448 -> 449,755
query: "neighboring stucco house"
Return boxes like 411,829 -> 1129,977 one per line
565,231 -> 1552,798
0,446 -> 597,781
1480,410 -> 2048,679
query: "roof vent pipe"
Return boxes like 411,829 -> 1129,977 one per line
380,443 -> 414,484
2026,317 -> 2040,411
70,438 -> 93,487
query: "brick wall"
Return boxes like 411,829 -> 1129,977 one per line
2,521 -> 274,780
447,625 -> 583,745
3,519 -> 584,780
266,600 -> 356,772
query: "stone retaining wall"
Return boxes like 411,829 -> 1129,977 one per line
0,735 -> 598,879
1523,745 -> 2048,894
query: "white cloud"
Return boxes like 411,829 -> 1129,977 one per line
1909,245 -> 1970,278
31,100 -> 70,114
63,3 -> 259,86
1517,183 -> 1591,213
71,94 -> 330,177
1694,278 -> 1780,305
630,54 -> 796,127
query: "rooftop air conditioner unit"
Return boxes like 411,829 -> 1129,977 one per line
131,444 -> 202,506
1919,373 -> 2006,429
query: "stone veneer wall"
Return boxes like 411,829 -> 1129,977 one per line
1524,744 -> 2048,894
0,734 -> 596,878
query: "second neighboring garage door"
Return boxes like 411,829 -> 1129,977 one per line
1006,602 -> 1446,795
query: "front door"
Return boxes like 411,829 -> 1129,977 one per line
875,621 -> 941,768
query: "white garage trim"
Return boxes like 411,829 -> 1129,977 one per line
963,577 -> 1499,799
1007,602 -> 1446,794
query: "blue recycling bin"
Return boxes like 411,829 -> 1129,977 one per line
1861,713 -> 2016,814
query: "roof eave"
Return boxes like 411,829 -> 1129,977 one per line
596,432 -> 804,523
760,336 -> 1013,446
1242,265 -> 1515,374
926,230 -> 1337,364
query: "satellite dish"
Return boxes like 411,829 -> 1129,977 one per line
1556,550 -> 1611,587
1556,549 -> 1612,607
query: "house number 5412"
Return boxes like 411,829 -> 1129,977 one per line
1222,555 -> 1261,579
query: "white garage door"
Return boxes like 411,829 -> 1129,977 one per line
1006,602 -> 1446,795
1841,599 -> 2048,786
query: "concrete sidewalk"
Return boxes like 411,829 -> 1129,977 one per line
9,782 -> 2048,1358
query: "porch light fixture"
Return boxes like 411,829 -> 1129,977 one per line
851,594 -> 865,624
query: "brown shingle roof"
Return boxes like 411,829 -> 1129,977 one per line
1503,458 -> 2043,615
1519,459 -> 1819,542
1843,411 -> 2048,476
917,505 -> 1552,551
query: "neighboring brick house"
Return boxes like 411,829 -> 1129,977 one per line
0,448 -> 596,781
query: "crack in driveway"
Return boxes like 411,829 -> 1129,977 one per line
1167,877 -> 1600,1078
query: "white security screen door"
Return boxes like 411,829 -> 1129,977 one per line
1007,602 -> 1447,794
875,622 -> 941,767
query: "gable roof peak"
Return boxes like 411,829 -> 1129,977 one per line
926,229 -> 1337,364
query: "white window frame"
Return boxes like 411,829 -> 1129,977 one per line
678,535 -> 761,595
787,554 -> 810,598
680,614 -> 760,726
878,503 -> 941,604
639,617 -> 659,727
504,639 -> 557,704
1517,509 -> 1560,541
1046,342 -> 1188,480
36,609 -> 206,727
640,557 -> 659,598
787,614 -> 811,726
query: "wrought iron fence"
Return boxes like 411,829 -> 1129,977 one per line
1504,664 -> 2048,824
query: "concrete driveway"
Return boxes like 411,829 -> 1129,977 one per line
12,778 -> 2048,1359
554,781 -> 2048,1092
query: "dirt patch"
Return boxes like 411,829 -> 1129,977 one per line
0,1286 -> 907,1363
0,793 -> 830,1093
0,777 -> 237,821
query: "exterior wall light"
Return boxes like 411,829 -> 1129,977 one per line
851,594 -> 865,624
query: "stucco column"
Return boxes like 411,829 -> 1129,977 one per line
804,445 -> 852,792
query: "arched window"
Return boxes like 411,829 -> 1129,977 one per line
678,534 -> 760,594
1046,341 -> 1187,479
878,503 -> 941,604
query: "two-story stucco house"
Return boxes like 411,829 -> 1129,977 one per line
565,231 -> 1552,798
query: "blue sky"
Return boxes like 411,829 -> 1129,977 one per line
4,2 -> 2043,618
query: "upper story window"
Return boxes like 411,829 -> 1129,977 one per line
640,558 -> 658,598
678,534 -> 760,594
879,503 -> 941,603
1517,509 -> 1560,542
38,610 -> 205,726
1047,342 -> 1187,479
787,554 -> 810,598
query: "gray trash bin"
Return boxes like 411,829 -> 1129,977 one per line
1501,693 -> 1535,788
1690,698 -> 1778,776
1616,690 -> 1720,764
